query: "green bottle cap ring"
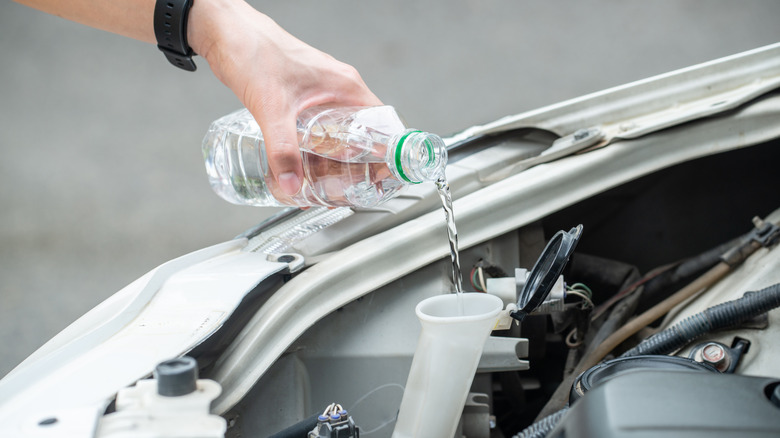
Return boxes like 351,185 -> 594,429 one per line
395,130 -> 432,184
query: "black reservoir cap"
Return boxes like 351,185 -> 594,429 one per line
511,225 -> 583,322
155,356 -> 198,397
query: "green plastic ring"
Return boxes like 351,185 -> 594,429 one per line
395,130 -> 423,184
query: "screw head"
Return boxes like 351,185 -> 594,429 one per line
573,129 -> 591,141
699,342 -> 730,371
702,343 -> 725,362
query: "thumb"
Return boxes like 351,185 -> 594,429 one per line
251,108 -> 304,197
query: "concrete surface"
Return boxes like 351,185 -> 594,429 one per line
1,0 -> 779,377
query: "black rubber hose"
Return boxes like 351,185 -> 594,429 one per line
636,237 -> 741,314
268,414 -> 319,438
512,407 -> 569,438
622,282 -> 780,357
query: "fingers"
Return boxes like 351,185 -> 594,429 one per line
252,106 -> 304,197
246,61 -> 381,200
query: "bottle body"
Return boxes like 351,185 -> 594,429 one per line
202,106 -> 446,208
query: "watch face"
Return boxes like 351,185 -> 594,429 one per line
513,224 -> 583,322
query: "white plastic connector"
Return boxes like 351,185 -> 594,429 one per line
486,268 -> 565,314
534,276 -> 565,314
97,379 -> 226,438
486,277 -> 516,306
486,268 -> 528,307
493,303 -> 519,331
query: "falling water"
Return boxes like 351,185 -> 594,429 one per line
435,176 -> 464,313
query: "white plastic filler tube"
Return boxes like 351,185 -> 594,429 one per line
393,293 -> 504,438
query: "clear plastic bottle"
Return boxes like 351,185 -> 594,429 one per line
202,105 -> 447,208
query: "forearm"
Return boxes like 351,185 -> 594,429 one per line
11,0 -> 251,60
14,0 -> 157,44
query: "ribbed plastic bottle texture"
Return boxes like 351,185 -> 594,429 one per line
202,105 -> 447,208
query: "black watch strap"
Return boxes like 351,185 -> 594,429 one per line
154,0 -> 197,71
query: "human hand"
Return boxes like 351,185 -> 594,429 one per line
189,0 -> 383,198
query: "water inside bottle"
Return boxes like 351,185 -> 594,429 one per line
210,129 -> 277,206
205,107 -> 412,208
435,176 -> 464,314
290,153 -> 402,207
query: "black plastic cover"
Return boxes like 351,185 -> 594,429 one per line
511,225 -> 583,322
571,355 -> 717,403
550,370 -> 780,438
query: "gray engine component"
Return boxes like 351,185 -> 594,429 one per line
550,370 -> 780,437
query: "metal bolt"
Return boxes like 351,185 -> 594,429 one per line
573,129 -> 591,141
700,342 -> 729,371
277,254 -> 296,263
702,343 -> 724,362
266,253 -> 305,273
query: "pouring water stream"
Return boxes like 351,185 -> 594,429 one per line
434,176 -> 464,313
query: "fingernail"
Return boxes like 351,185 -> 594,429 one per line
279,172 -> 302,196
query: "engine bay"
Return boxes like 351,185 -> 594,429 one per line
218,137 -> 780,437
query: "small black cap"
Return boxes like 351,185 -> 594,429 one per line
154,356 -> 198,397
771,384 -> 780,408
511,225 -> 583,322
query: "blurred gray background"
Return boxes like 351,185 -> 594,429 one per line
2,0 -> 779,377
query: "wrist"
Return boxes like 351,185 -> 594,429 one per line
186,0 -> 221,61
187,0 -> 268,64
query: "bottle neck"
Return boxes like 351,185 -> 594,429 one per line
389,130 -> 447,184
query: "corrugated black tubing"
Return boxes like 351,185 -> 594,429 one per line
622,282 -> 780,357
512,407 -> 569,438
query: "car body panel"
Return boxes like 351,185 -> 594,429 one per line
0,240 -> 285,436
1,43 -> 780,437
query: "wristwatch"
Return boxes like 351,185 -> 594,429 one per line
154,0 -> 197,71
